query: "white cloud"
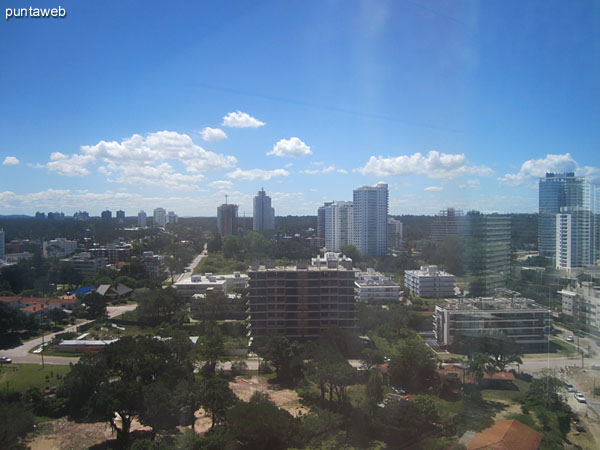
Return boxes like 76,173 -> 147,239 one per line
208,180 -> 234,190
2,156 -> 19,166
37,131 -> 237,186
498,153 -> 579,186
424,186 -> 443,191
267,137 -> 312,158
37,152 -> 96,176
200,127 -> 228,142
226,168 -> 289,181
459,179 -> 481,189
222,110 -> 265,128
356,151 -> 493,180
301,164 -> 347,175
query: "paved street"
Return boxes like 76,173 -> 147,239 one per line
0,304 -> 137,365
176,245 -> 207,282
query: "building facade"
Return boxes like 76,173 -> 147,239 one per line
556,206 -> 593,270
246,254 -> 357,345
138,210 -> 147,228
559,282 -> 600,331
317,202 -> 333,238
404,265 -> 456,298
217,203 -> 239,236
431,208 -> 464,242
387,217 -> 403,249
101,210 -> 112,221
42,238 -> 77,258
324,201 -> 354,252
353,182 -> 388,257
167,211 -> 179,224
434,297 -> 551,353
355,268 -> 401,304
116,210 -> 125,222
174,272 -> 248,298
153,207 -> 167,227
253,188 -> 275,233
539,172 -> 587,259
464,212 -> 511,296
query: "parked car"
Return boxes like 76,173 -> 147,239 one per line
567,336 -> 574,342
575,422 -> 586,432
392,387 -> 406,395
566,383 -> 576,392
0,356 -> 12,364
575,392 -> 586,403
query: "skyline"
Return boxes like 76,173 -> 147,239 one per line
1,1 -> 599,216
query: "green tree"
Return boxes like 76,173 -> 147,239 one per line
340,244 -> 361,263
196,323 -> 226,376
388,337 -> 438,392
83,292 -> 108,319
467,352 -> 496,385
0,400 -> 34,450
226,392 -> 300,450
222,235 -> 241,259
365,369 -> 384,410
200,375 -> 237,429
207,234 -> 222,253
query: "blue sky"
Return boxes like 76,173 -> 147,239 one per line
1,0 -> 599,216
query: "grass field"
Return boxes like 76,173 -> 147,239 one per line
0,363 -> 71,392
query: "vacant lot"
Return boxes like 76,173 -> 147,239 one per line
229,376 -> 310,417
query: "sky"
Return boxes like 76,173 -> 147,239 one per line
1,0 -> 599,217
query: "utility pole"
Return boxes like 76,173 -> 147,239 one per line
41,332 -> 45,369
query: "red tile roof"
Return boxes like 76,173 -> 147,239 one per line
22,303 -> 50,313
467,419 -> 542,450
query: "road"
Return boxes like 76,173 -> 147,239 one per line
175,244 -> 207,283
0,304 -> 137,365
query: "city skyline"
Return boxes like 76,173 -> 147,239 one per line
1,1 -> 599,216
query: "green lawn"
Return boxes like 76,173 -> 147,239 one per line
480,378 -> 530,403
0,364 -> 71,392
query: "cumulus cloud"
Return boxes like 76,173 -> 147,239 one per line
3,156 -> 19,166
37,131 -> 237,188
356,151 -> 493,180
267,137 -> 312,158
200,127 -> 228,142
425,186 -> 443,191
498,153 -> 600,186
226,168 -> 289,181
222,111 -> 265,128
208,180 -> 234,190
301,165 -> 347,175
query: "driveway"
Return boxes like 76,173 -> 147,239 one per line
0,304 -> 137,366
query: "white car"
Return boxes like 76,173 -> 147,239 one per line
575,392 -> 586,403
567,336 -> 574,342
0,356 -> 12,364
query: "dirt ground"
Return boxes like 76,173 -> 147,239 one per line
26,418 -> 113,450
229,376 -> 310,417
564,367 -> 600,449
26,417 -> 151,450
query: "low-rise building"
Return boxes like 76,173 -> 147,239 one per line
3,252 -> 34,263
404,265 -> 456,298
434,297 -> 551,353
191,290 -> 246,320
559,281 -> 600,331
355,268 -> 401,304
89,242 -> 131,264
43,238 -> 77,258
174,272 -> 248,298
141,251 -> 165,279
61,252 -> 108,278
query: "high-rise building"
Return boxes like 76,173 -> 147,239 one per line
246,254 -> 357,345
538,173 -> 586,259
0,229 -> 5,261
217,203 -> 238,236
317,202 -> 333,238
101,210 -> 112,221
464,212 -> 511,296
73,211 -> 90,221
253,188 -> 275,233
556,206 -> 593,270
167,211 -> 179,224
387,217 -> 403,249
153,207 -> 167,227
353,182 -> 388,257
138,210 -> 147,228
431,208 -> 464,242
323,201 -> 354,252
116,210 -> 126,222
